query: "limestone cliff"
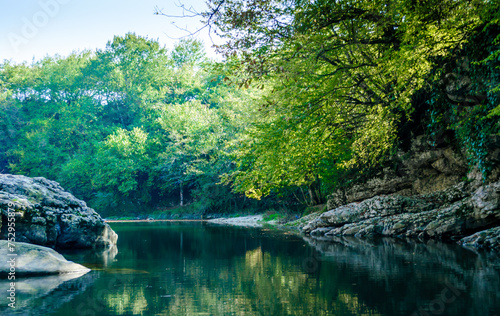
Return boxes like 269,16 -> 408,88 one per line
326,136 -> 474,210
300,136 -> 500,251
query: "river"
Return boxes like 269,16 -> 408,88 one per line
4,221 -> 500,315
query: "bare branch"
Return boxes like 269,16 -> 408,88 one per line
153,0 -> 200,18
154,0 -> 225,44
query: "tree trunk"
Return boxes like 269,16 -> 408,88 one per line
180,182 -> 184,206
308,176 -> 323,205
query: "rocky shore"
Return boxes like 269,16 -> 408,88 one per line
207,215 -> 265,227
205,136 -> 500,253
0,240 -> 90,275
0,174 -> 117,249
297,136 -> 500,252
301,181 -> 499,248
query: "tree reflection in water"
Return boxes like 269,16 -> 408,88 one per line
8,222 -> 499,316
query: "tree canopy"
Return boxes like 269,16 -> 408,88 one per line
197,0 -> 499,201
1,0 -> 499,217
0,34 -> 271,216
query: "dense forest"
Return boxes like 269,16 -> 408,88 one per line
1,0 -> 499,218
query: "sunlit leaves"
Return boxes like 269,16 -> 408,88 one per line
94,127 -> 152,195
204,0 -> 491,203
171,38 -> 207,68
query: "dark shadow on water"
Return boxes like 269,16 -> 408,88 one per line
303,236 -> 500,316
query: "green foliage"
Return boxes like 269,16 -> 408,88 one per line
94,127 -> 153,197
0,33 -> 261,216
302,204 -> 327,217
206,0 -> 490,203
477,0 -> 500,118
170,38 -> 206,67
2,0 -> 499,218
262,212 -> 284,222
425,12 -> 500,180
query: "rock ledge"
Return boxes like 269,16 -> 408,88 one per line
300,181 -> 500,251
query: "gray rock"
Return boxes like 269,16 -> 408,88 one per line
470,181 -> 500,219
325,136 -> 469,208
310,227 -> 332,236
305,194 -> 435,234
303,180 -> 500,247
459,226 -> 500,252
422,182 -> 469,205
0,174 -> 117,249
0,240 -> 90,275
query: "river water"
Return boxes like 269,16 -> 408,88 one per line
3,221 -> 500,315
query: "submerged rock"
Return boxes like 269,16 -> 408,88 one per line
0,240 -> 90,275
0,174 -> 117,249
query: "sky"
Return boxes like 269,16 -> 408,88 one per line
0,0 -> 222,64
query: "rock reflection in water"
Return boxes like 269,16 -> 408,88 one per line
60,243 -> 119,269
0,271 -> 95,315
303,236 -> 500,316
0,245 -> 116,315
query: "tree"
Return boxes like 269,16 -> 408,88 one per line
171,38 -> 207,68
194,0 -> 488,203
93,127 -> 157,205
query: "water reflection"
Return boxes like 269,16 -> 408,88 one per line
6,222 -> 500,315
60,244 -> 119,268
0,271 -> 94,315
303,236 -> 500,316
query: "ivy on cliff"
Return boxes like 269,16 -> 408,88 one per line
425,4 -> 500,180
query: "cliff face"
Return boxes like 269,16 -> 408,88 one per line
0,174 -> 117,249
327,136 -> 472,210
301,136 -> 500,251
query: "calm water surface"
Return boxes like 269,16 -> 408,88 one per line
3,221 -> 500,315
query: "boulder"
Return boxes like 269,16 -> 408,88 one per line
0,240 -> 90,275
0,174 -> 117,249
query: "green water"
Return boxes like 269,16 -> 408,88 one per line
3,221 -> 500,315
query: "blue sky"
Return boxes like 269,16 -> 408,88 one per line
0,0 -> 221,64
